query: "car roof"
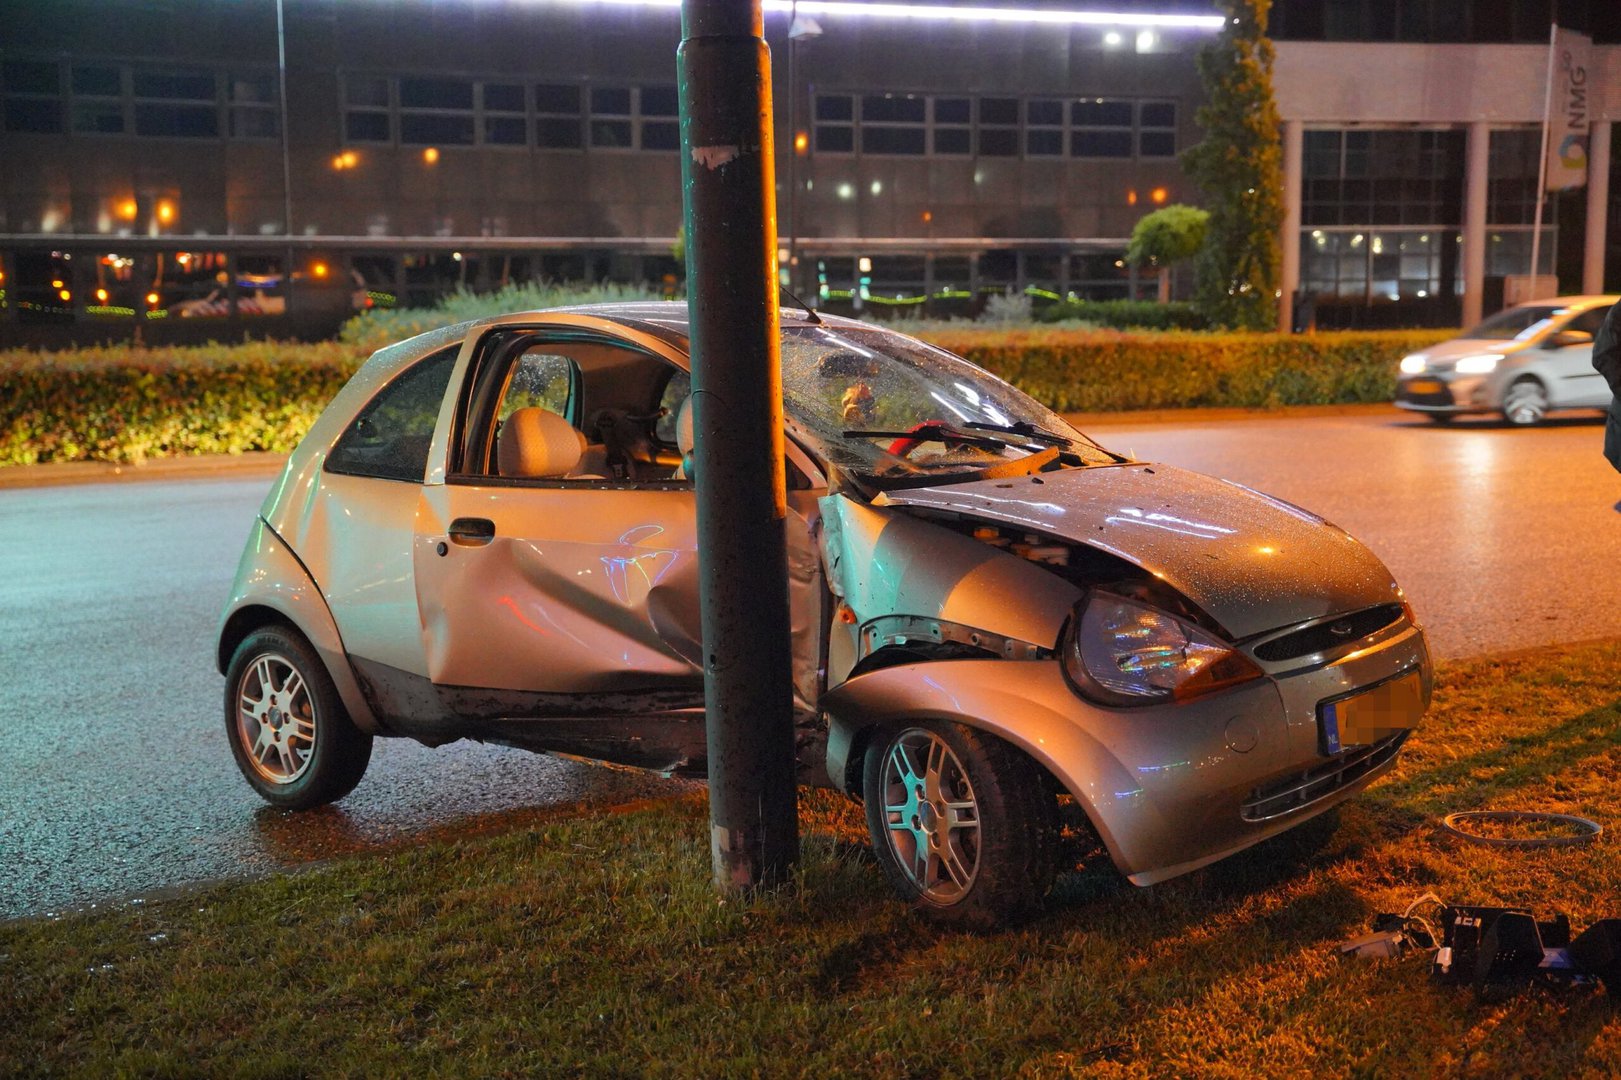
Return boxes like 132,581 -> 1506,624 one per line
1502,294 -> 1619,312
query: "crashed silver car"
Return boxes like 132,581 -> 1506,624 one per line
219,303 -> 1432,923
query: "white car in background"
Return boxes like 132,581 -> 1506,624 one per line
1395,295 -> 1617,425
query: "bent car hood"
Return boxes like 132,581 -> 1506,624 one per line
876,463 -> 1401,639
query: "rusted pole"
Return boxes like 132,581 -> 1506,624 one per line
678,0 -> 799,890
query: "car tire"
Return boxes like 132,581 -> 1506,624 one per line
1501,378 -> 1549,426
224,625 -> 373,810
863,720 -> 1058,928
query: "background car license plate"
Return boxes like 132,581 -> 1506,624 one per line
1406,378 -> 1443,394
1319,670 -> 1423,755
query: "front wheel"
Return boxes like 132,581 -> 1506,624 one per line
224,625 -> 372,810
863,721 -> 1058,927
1501,378 -> 1550,426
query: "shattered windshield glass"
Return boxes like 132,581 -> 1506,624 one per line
779,323 -> 1117,482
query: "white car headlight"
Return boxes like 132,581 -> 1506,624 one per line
1399,355 -> 1427,374
1453,353 -> 1502,374
1062,590 -> 1264,707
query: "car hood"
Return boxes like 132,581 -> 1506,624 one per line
874,463 -> 1402,639
1408,337 -> 1535,364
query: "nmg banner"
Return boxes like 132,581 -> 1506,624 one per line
1544,27 -> 1592,192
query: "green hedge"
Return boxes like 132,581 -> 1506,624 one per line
0,341 -> 364,466
1,328 -> 1455,466
914,327 -> 1453,413
1033,298 -> 1209,331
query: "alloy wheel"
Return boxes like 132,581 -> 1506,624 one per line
236,652 -> 317,784
1502,380 -> 1549,426
879,727 -> 981,903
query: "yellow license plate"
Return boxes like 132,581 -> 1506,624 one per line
1320,670 -> 1424,754
1406,378 -> 1443,394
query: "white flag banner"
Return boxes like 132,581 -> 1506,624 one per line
1545,27 -> 1593,191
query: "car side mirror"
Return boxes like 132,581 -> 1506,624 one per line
1550,329 -> 1594,349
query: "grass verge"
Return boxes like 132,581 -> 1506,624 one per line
5,641 -> 1620,1077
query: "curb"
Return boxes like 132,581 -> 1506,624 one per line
0,451 -> 288,490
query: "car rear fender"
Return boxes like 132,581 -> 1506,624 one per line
217,517 -> 381,734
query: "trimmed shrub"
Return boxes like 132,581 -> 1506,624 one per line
1033,299 -> 1208,331
913,327 -> 1453,413
0,341 -> 363,466
0,327 -> 1455,466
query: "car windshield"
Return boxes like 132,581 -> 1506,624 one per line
779,322 -> 1116,483
1463,305 -> 1566,341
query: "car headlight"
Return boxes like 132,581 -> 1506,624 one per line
1399,354 -> 1427,374
1453,353 -> 1502,374
1062,590 -> 1264,707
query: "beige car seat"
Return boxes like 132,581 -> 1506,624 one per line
497,407 -> 585,478
672,394 -> 695,479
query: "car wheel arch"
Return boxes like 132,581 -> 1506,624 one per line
822,660 -> 1132,878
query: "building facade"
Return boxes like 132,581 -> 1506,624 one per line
0,0 -> 1618,342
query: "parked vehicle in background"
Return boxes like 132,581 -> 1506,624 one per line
1395,295 -> 1618,425
219,303 -> 1432,925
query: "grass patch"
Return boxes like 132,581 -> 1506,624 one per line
5,644 -> 1621,1076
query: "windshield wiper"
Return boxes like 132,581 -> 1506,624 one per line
841,422 -> 1015,452
962,420 -> 1074,447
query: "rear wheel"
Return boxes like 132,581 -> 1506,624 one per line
863,720 -> 1058,928
224,625 -> 372,809
1501,378 -> 1550,426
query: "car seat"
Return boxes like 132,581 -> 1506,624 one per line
672,394 -> 695,479
497,407 -> 585,478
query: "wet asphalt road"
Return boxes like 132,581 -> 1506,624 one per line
1,406 -> 1616,920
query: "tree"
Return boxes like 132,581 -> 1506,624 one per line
1125,204 -> 1208,302
1181,0 -> 1284,330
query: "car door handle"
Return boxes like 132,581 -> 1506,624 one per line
448,517 -> 496,547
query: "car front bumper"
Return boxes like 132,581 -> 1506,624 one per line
1395,373 -> 1492,414
821,619 -> 1431,886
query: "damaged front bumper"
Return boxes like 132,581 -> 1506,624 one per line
822,616 -> 1430,886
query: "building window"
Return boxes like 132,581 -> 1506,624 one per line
932,97 -> 971,156
1302,128 -> 1464,227
1138,101 -> 1177,158
399,76 -> 475,145
589,86 -> 633,148
1070,98 -> 1133,158
229,73 -> 279,139
1025,99 -> 1064,157
2,59 -> 64,134
814,94 -> 854,153
1487,127 -> 1542,226
482,83 -> 527,146
535,83 -> 583,149
860,93 -> 926,156
132,68 -> 219,138
640,84 -> 680,151
977,97 -> 1019,157
71,64 -> 125,134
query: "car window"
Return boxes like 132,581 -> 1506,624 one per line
1570,306 -> 1612,336
326,345 -> 458,483
1464,306 -> 1561,340
497,350 -> 576,423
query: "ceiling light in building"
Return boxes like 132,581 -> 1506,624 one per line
1104,31 -> 1122,45
59,289 -> 72,302
423,147 -> 440,165
858,257 -> 873,273
1127,189 -> 1137,205
96,288 -> 109,303
312,261 -> 330,278
794,131 -> 809,154
837,182 -> 854,200
156,201 -> 176,225
921,210 -> 932,222
117,199 -> 138,221
559,0 -> 1223,29
870,180 -> 882,196
1136,30 -> 1155,50
146,292 -> 160,306
1150,187 -> 1168,203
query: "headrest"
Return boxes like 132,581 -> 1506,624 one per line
497,407 -> 585,478
675,394 -> 696,457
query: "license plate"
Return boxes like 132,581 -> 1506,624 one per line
1320,670 -> 1424,755
1406,378 -> 1443,394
